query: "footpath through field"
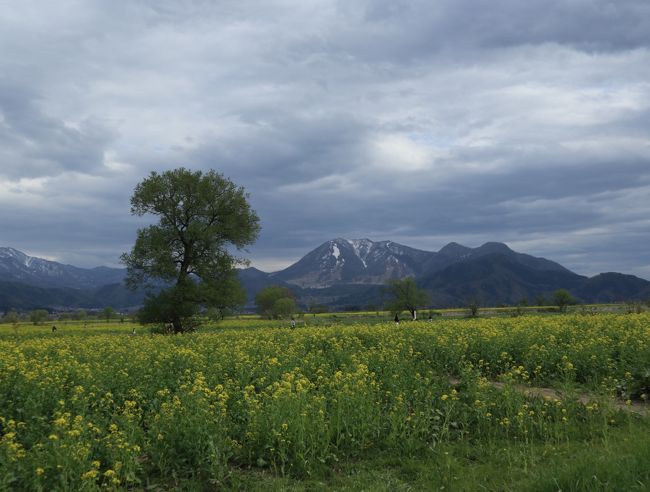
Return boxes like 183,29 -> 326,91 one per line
448,376 -> 650,416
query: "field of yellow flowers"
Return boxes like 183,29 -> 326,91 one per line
1,314 -> 649,490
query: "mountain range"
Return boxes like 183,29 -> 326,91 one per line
0,247 -> 125,289
1,240 -> 649,312
0,247 -> 140,311
240,238 -> 650,309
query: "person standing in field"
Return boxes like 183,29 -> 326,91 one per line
290,317 -> 296,329
394,314 -> 400,325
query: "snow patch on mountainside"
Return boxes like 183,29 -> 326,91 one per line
346,239 -> 373,268
0,247 -> 37,268
332,243 -> 340,260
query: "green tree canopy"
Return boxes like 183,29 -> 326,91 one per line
29,309 -> 49,325
121,168 -> 260,333
384,277 -> 430,320
255,286 -> 296,319
552,289 -> 577,312
273,297 -> 297,320
102,306 -> 116,323
2,310 -> 20,326
466,297 -> 480,317
308,303 -> 329,316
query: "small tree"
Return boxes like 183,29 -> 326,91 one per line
384,277 -> 429,320
255,286 -> 295,319
273,297 -> 297,319
553,289 -> 577,312
102,306 -> 116,323
535,294 -> 546,306
308,302 -> 329,317
29,309 -> 49,325
2,310 -> 20,330
467,298 -> 480,317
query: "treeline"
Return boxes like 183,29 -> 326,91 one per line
0,306 -> 127,325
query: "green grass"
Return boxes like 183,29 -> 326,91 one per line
160,419 -> 650,491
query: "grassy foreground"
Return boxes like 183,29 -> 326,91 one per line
1,314 -> 648,490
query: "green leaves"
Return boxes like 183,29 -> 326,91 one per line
384,277 -> 430,318
122,168 -> 260,332
255,286 -> 296,319
552,289 -> 577,312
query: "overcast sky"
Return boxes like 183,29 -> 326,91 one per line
1,0 -> 649,279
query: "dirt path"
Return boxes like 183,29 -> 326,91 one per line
448,377 -> 649,416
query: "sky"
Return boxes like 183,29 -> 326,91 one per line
1,0 -> 649,279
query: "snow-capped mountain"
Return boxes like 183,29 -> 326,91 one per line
271,238 -> 433,287
3,241 -> 649,311
253,238 -> 649,308
268,238 -> 573,289
0,247 -> 125,289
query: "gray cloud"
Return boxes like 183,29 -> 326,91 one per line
0,79 -> 115,179
0,0 -> 649,279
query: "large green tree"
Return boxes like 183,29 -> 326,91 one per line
384,277 -> 430,320
121,168 -> 260,333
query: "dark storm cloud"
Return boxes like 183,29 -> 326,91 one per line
0,79 -> 115,179
0,0 -> 649,278
316,0 -> 650,65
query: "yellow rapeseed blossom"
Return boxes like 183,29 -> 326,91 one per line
81,469 -> 98,480
1,313 -> 648,484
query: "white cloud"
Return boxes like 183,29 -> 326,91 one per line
371,134 -> 434,172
